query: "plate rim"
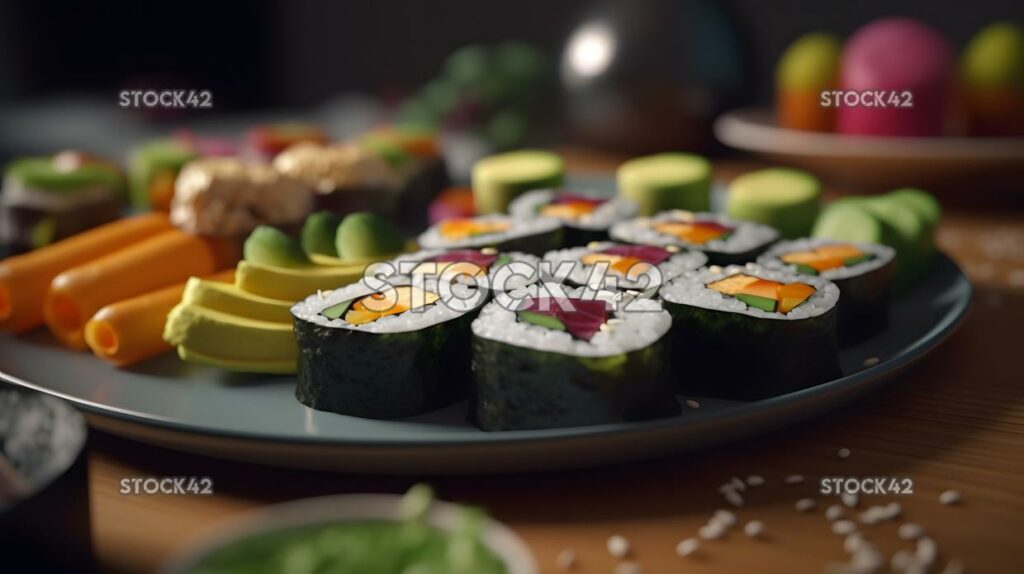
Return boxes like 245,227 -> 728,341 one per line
0,254 -> 973,450
714,107 -> 1024,160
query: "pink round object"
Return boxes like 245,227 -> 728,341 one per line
837,18 -> 953,137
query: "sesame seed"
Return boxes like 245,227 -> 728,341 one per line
841,493 -> 859,508
863,357 -> 880,367
843,533 -> 866,554
917,537 -> 939,565
831,520 -> 857,535
891,550 -> 916,571
614,561 -> 643,574
685,399 -> 700,409
708,265 -> 722,274
784,474 -> 804,485
941,559 -> 966,574
838,448 -> 851,459
743,520 -> 764,538
746,475 -> 765,487
825,504 -> 844,522
607,535 -> 630,558
939,489 -> 962,505
481,247 -> 498,255
675,537 -> 700,557
795,498 -> 817,512
724,489 -> 744,508
898,523 -> 924,540
665,245 -> 680,253
699,521 -> 727,540
712,509 -> 737,528
556,548 -> 577,570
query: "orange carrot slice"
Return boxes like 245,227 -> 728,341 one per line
0,214 -> 173,334
84,270 -> 234,366
44,229 -> 224,349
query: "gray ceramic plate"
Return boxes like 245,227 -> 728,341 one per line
0,176 -> 971,473
0,253 -> 970,474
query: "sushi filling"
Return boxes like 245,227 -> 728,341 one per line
653,219 -> 732,245
707,273 -> 816,315
438,219 -> 511,240
516,297 -> 609,342
579,244 -> 672,278
539,193 -> 608,220
780,244 -> 875,275
319,285 -> 441,325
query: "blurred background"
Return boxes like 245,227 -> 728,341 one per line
0,0 -> 1021,164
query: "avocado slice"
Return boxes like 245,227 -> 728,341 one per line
735,293 -> 778,313
617,152 -> 712,215
301,211 -> 343,258
182,277 -> 293,324
163,303 -> 297,369
886,188 -> 941,231
517,310 -> 566,331
812,199 -> 885,244
472,149 -> 565,214
244,226 -> 312,268
235,260 -> 367,302
335,212 -> 405,260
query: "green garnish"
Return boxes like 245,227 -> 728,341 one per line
736,293 -> 778,313
320,299 -> 354,320
493,254 -> 512,268
517,310 -> 566,331
795,263 -> 818,276
843,254 -> 874,266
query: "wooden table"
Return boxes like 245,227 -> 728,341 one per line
89,159 -> 1024,574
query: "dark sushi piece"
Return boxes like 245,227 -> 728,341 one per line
243,123 -> 328,162
758,239 -> 896,345
273,128 -> 448,232
386,247 -> 541,293
470,282 -> 679,431
291,279 -> 485,419
417,214 -> 563,257
542,241 -> 706,293
1,151 -> 124,253
609,210 -> 779,265
659,265 -> 841,400
508,189 -> 638,246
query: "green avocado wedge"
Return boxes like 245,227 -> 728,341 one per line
301,211 -> 343,258
244,226 -> 312,268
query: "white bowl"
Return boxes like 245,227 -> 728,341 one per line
160,493 -> 538,574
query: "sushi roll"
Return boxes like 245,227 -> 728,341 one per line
291,279 -> 485,419
471,150 -> 564,214
542,242 -> 706,292
758,239 -> 895,344
384,248 -> 540,292
360,128 -> 449,231
660,265 -> 841,400
128,139 -> 198,211
418,215 -> 563,256
1,151 -> 124,253
471,283 -> 679,430
508,189 -> 638,246
610,210 -> 779,265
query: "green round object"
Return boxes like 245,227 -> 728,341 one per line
811,199 -> 884,244
335,212 -> 405,260
616,153 -> 712,215
471,150 -> 564,214
726,167 -> 822,238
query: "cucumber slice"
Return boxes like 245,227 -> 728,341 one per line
736,293 -> 778,313
812,199 -> 885,244
886,187 -> 941,230
861,197 -> 930,290
726,167 -> 822,238
472,150 -> 565,214
517,310 -> 566,331
617,153 -> 712,215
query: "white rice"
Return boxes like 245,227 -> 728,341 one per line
290,278 -> 483,333
417,214 -> 561,250
471,283 -> 672,358
757,238 -> 895,280
542,241 -> 707,291
609,210 -> 779,254
659,264 -> 840,321
379,248 -> 540,292
507,188 -> 638,230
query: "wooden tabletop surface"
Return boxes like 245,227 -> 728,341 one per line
87,158 -> 1024,574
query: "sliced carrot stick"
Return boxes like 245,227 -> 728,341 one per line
44,229 -> 225,349
84,270 -> 234,366
0,214 -> 172,333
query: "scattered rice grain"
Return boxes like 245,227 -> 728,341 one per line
785,474 -> 804,485
675,538 -> 699,557
795,498 -> 816,512
743,520 -> 764,538
607,535 -> 630,558
898,523 -> 924,540
831,520 -> 857,535
556,548 -> 577,570
939,489 -> 962,505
